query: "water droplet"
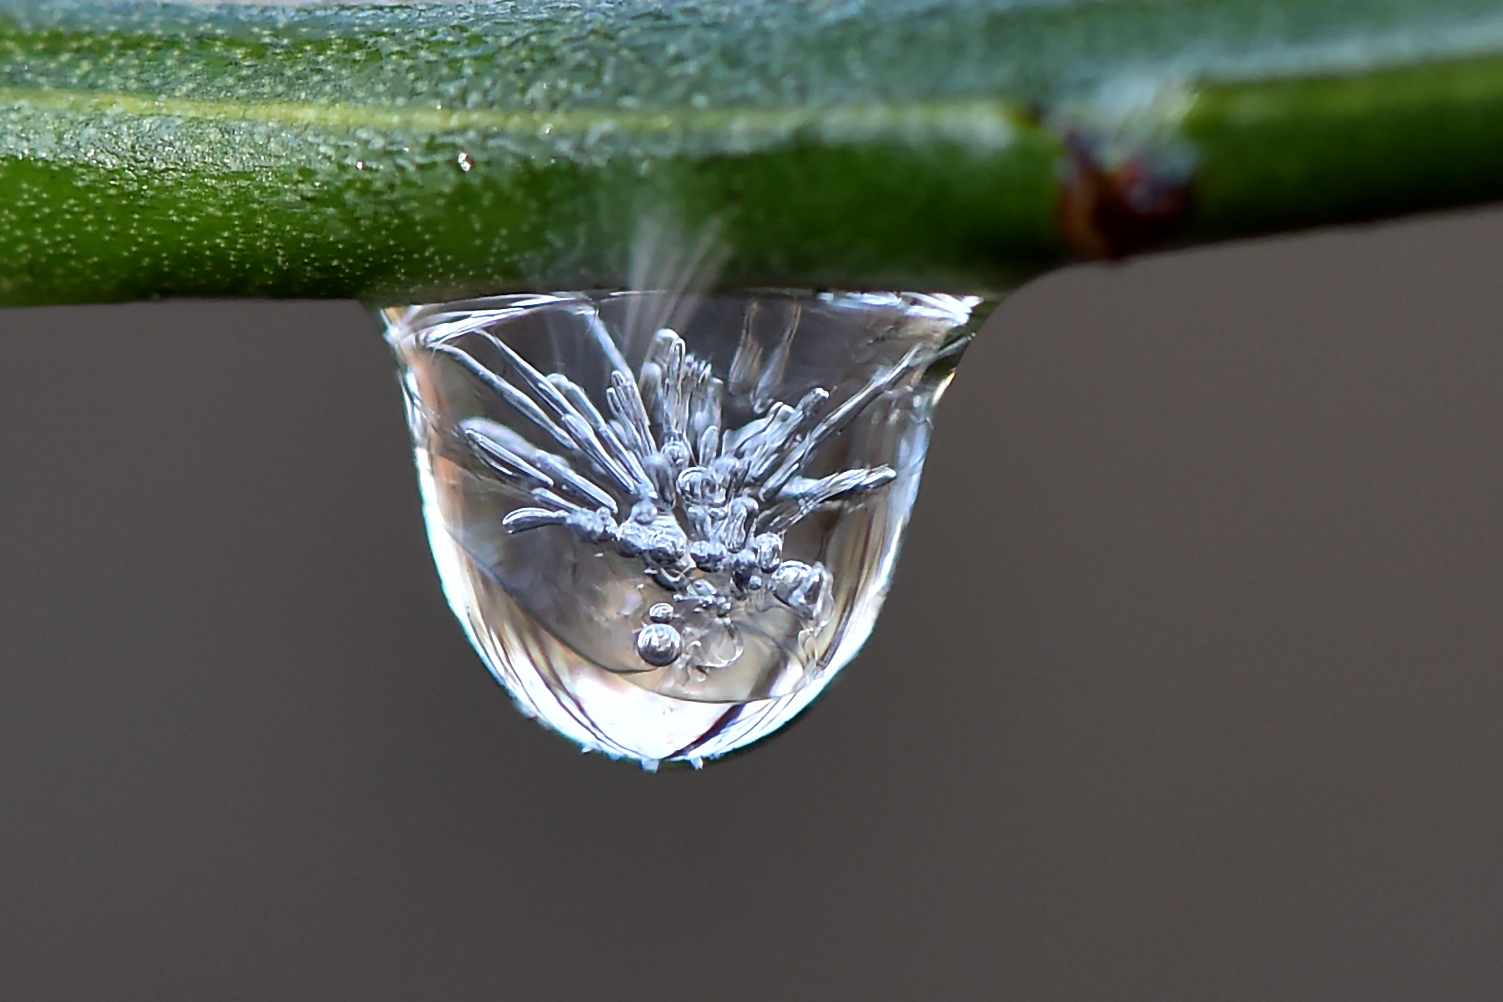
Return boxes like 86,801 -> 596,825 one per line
381,290 -> 980,766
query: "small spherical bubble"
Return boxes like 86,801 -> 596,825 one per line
631,499 -> 658,525
752,532 -> 783,572
729,548 -> 759,587
642,525 -> 687,565
664,435 -> 691,471
689,539 -> 727,572
771,561 -> 810,602
676,467 -> 723,506
635,623 -> 683,667
771,560 -> 831,620
615,520 -> 647,557
648,602 -> 675,624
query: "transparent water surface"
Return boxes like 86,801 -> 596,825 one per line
383,290 -> 980,766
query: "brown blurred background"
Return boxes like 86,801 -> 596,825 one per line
1,209 -> 1501,999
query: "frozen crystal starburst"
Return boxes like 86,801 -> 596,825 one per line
436,316 -> 909,676
383,291 -> 979,767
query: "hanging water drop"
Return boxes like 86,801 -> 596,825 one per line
381,290 -> 982,767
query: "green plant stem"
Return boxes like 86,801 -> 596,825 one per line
2,0 -> 1503,306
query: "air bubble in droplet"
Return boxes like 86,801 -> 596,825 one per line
635,622 -> 683,667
